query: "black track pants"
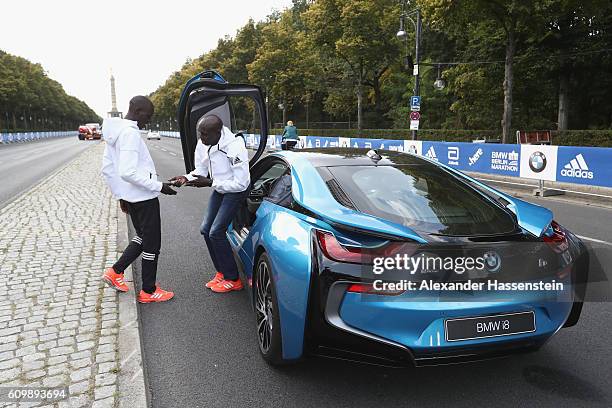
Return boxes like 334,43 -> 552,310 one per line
113,198 -> 161,294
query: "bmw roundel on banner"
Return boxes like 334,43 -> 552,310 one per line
556,146 -> 612,187
520,144 -> 558,181
404,140 -> 422,156
338,137 -> 351,148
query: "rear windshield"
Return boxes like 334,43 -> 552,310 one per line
326,165 -> 517,236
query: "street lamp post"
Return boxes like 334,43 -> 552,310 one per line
397,4 -> 422,140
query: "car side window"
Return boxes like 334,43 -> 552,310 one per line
266,169 -> 293,207
251,162 -> 288,197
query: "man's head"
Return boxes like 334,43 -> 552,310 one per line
126,96 -> 154,129
197,115 -> 223,146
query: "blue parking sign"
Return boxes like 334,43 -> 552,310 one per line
410,96 -> 421,111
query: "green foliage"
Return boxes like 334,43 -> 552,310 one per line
0,50 -> 100,131
149,0 -> 612,145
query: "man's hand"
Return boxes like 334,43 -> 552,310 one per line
160,183 -> 178,195
185,175 -> 213,188
168,175 -> 188,187
119,199 -> 129,214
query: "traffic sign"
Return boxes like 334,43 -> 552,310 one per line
410,95 -> 421,111
410,111 -> 421,121
410,120 -> 420,130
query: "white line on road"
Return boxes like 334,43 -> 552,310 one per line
577,235 -> 612,246
161,148 -> 167,152
169,152 -> 177,156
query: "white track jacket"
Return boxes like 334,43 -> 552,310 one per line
185,126 -> 250,194
101,118 -> 162,203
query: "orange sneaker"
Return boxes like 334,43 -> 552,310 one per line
137,286 -> 175,303
210,279 -> 243,293
205,272 -> 224,289
102,268 -> 129,292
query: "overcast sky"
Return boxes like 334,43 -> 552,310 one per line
1,0 -> 292,118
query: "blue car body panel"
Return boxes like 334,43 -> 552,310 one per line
228,201 -> 314,360
339,276 -> 572,356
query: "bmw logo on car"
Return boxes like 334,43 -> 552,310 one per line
529,151 -> 547,173
483,251 -> 502,273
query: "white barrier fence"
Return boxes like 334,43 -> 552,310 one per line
0,131 -> 77,144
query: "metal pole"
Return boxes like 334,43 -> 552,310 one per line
412,9 -> 421,141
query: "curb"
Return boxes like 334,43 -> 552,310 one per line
116,212 -> 149,408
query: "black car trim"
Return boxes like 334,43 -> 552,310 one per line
324,281 -> 413,355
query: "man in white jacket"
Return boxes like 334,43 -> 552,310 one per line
170,114 -> 250,293
101,96 -> 177,303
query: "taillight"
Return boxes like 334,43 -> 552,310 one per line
347,283 -> 405,296
543,220 -> 566,243
315,230 -> 408,264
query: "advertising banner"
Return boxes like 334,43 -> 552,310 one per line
297,136 -> 339,149
520,144 -> 559,181
403,140 -> 422,155
556,146 -> 612,187
161,131 -> 611,188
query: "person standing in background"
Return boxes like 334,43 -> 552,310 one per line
281,120 -> 298,150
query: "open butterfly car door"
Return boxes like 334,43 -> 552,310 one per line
177,70 -> 268,172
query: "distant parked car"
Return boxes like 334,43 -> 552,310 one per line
78,123 -> 102,140
147,131 -> 161,140
78,125 -> 88,140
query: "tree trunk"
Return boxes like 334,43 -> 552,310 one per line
557,69 -> 570,130
501,29 -> 516,144
373,75 -> 381,113
356,66 -> 364,132
282,104 -> 287,127
356,86 -> 363,132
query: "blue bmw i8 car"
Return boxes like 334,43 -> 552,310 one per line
178,71 -> 589,367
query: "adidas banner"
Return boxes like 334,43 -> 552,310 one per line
556,146 -> 612,187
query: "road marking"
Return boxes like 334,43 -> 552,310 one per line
161,148 -> 167,152
169,152 -> 177,156
577,235 -> 612,246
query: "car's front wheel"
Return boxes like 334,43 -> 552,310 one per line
254,253 -> 285,365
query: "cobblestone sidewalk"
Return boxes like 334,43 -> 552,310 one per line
0,143 -> 125,407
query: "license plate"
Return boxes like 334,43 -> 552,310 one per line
445,311 -> 535,342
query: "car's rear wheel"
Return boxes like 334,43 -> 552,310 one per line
254,253 -> 285,365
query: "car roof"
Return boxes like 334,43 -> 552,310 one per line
273,147 -> 431,167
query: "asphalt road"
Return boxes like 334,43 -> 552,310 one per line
137,136 -> 612,408
0,136 -> 96,207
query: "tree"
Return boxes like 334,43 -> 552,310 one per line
248,11 -> 318,126
0,50 -> 100,131
419,0 -> 549,142
304,0 -> 400,130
